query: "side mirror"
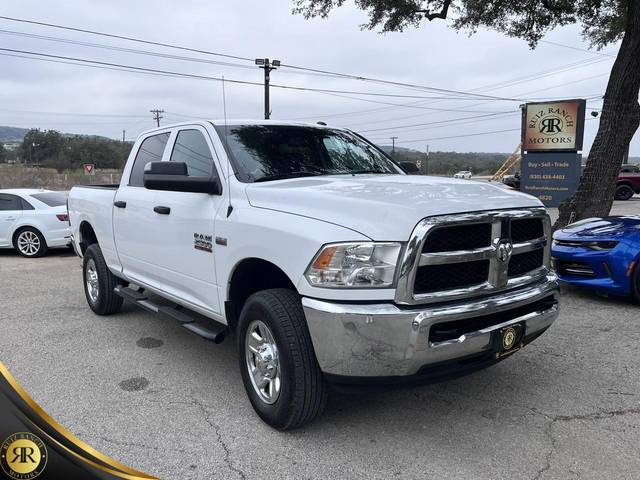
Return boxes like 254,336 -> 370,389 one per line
143,162 -> 222,194
399,161 -> 420,174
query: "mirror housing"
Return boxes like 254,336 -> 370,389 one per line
143,162 -> 222,194
399,161 -> 420,174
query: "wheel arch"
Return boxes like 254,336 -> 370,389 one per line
78,221 -> 98,255
226,257 -> 298,333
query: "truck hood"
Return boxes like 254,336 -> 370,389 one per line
245,174 -> 542,240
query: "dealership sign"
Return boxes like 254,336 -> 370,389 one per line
520,99 -> 586,207
523,100 -> 586,152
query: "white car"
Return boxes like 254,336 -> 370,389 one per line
453,170 -> 472,179
0,189 -> 71,257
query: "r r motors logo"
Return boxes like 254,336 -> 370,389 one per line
0,432 -> 47,479
529,107 -> 575,136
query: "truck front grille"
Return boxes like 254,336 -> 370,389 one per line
395,208 -> 551,305
423,223 -> 492,253
414,260 -> 490,294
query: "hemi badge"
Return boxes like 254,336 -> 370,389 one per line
215,237 -> 228,246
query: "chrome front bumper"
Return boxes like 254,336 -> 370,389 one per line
302,273 -> 559,378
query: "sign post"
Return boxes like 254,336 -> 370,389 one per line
520,99 -> 586,207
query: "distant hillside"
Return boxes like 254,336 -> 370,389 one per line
0,126 -> 112,144
0,126 -> 29,143
379,145 -> 509,175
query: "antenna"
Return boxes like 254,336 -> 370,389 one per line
222,76 -> 233,218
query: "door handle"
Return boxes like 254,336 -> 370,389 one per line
153,206 -> 171,215
5,217 -> 16,221
114,201 -> 127,208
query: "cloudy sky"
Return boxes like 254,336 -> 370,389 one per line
1,0 -> 638,155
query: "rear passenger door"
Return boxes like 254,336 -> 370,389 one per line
147,126 -> 224,314
113,131 -> 170,284
0,194 -> 23,247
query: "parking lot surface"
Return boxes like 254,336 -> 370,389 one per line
1,200 -> 639,480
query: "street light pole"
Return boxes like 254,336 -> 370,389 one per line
255,58 -> 280,120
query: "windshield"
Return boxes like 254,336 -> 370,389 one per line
215,125 -> 402,182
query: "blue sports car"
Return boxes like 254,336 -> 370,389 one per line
552,216 -> 640,301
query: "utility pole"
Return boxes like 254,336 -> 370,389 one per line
425,144 -> 429,175
255,58 -> 280,119
390,136 -> 398,155
150,109 -> 164,127
122,129 -> 126,143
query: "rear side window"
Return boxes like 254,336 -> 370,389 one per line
129,133 -> 170,187
0,194 -> 20,211
21,198 -> 35,210
30,192 -> 67,207
170,129 -> 214,177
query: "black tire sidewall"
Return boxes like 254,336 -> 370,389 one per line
616,185 -> 634,200
82,244 -> 121,314
237,295 -> 298,428
632,261 -> 640,304
14,227 -> 47,258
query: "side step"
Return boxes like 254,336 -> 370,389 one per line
114,286 -> 227,344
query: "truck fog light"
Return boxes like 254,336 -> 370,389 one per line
305,242 -> 402,288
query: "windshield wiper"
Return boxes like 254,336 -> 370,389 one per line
253,171 -> 327,182
336,169 -> 392,175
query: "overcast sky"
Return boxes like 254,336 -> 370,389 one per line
1,0 -> 638,155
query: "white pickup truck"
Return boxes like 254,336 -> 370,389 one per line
69,120 -> 559,429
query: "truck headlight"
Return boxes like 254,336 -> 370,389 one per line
305,242 -> 402,288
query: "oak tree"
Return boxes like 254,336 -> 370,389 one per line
293,0 -> 640,227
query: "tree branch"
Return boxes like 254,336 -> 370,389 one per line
416,0 -> 452,21
540,0 -> 572,13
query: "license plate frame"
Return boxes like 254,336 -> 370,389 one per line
491,322 -> 525,358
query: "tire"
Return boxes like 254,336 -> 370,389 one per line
14,227 -> 48,258
237,288 -> 327,430
82,244 -> 123,315
615,184 -> 634,201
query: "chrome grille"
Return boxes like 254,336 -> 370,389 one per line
395,208 -> 551,305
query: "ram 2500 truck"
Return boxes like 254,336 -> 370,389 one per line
68,120 -> 559,429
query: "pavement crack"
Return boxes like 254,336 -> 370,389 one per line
191,399 -> 247,480
531,406 -> 640,480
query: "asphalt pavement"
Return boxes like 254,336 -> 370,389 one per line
1,199 -> 639,480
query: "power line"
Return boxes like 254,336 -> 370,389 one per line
0,108 -> 148,118
0,15 -> 525,102
539,39 -> 617,58
150,109 -> 164,127
0,15 -> 254,62
359,110 -> 517,133
0,47 -> 522,101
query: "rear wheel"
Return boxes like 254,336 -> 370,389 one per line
237,288 -> 327,430
14,227 -> 47,258
615,184 -> 634,201
82,244 -> 123,315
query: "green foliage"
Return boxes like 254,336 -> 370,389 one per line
382,145 -> 506,174
18,129 -> 132,173
0,143 -> 6,163
293,0 -> 629,48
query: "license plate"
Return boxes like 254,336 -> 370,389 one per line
492,322 -> 525,358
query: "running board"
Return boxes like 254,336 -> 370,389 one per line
114,286 -> 227,344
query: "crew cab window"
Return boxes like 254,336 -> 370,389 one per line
129,133 -> 170,187
170,129 -> 214,177
0,194 -> 21,211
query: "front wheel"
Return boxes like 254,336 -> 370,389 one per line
82,244 -> 123,315
631,262 -> 640,304
238,289 -> 327,430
